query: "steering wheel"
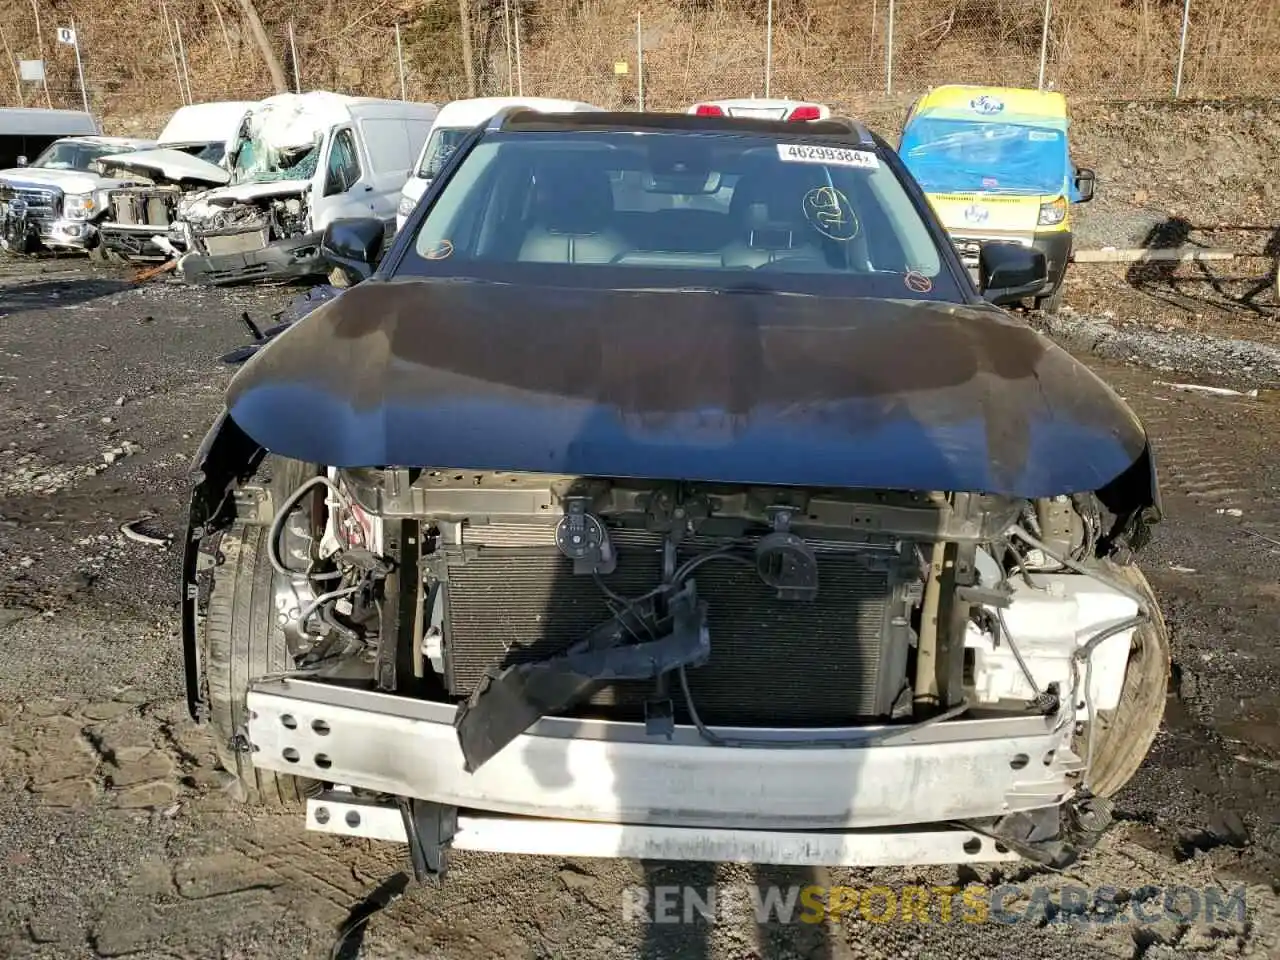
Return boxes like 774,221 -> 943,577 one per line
753,252 -> 832,272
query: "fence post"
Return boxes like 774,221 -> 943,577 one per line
885,0 -> 894,95
513,7 -> 523,96
288,20 -> 301,93
174,18 -> 193,105
765,0 -> 772,98
1174,0 -> 1191,98
636,12 -> 644,111
1037,0 -> 1051,89
160,3 -> 186,105
502,0 -> 513,96
395,23 -> 407,99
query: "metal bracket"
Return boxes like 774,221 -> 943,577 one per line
397,798 -> 458,884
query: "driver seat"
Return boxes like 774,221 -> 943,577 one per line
518,163 -> 628,264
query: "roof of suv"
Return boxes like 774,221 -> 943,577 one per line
489,109 -> 876,147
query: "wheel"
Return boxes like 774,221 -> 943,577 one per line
1077,563 -> 1171,799
1034,282 -> 1066,315
201,456 -> 323,805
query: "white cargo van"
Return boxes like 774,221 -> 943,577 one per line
95,101 -> 258,260
175,91 -> 438,285
396,97 -> 603,232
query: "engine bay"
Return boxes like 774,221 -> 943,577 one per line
241,467 -> 1147,773
182,192 -> 311,256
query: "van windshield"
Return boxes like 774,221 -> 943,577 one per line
899,118 -> 1068,195
231,133 -> 322,184
416,128 -> 472,180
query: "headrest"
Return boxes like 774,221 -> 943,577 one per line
533,161 -> 615,235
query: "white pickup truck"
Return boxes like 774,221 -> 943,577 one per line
0,135 -> 155,253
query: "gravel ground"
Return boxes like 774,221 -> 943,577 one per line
1,256 -> 1279,960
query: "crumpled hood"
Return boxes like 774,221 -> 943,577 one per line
96,148 -> 229,185
225,278 -> 1151,499
0,168 -> 120,194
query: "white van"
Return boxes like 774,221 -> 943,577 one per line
175,91 -> 438,285
396,97 -> 603,232
95,101 -> 258,260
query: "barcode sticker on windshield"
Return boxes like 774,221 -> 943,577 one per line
777,143 -> 880,169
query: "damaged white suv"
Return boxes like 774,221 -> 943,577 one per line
183,109 -> 1169,882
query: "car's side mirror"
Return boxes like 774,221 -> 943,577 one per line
15,155 -> 27,167
1074,167 -> 1096,203
978,242 -> 1048,306
321,217 -> 385,285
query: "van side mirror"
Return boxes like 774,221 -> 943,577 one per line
1074,167 -> 1096,203
320,217 -> 385,285
978,243 -> 1048,306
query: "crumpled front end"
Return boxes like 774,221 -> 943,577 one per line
176,190 -> 323,285
0,181 -> 95,252
192,451 -> 1166,875
184,282 -> 1168,877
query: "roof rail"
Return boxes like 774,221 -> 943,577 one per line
492,109 -> 877,143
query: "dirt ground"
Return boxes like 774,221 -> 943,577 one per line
2,228 -> 1280,959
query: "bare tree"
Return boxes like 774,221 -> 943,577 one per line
458,0 -> 476,96
235,0 -> 288,93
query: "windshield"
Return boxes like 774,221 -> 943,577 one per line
230,132 -> 321,184
402,129 -> 958,301
29,141 -> 140,172
899,118 -> 1068,195
171,141 -> 228,165
416,127 -> 474,180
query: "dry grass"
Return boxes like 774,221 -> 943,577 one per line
0,0 -> 1275,134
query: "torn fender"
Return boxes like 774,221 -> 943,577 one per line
181,410 -> 266,722
453,583 -> 711,773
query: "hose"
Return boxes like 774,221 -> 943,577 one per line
267,474 -> 356,581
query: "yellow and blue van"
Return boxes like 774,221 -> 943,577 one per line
898,84 -> 1095,313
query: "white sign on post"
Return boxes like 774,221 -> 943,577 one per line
18,60 -> 45,82
57,27 -> 77,45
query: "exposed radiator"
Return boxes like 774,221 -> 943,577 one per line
439,526 -> 912,727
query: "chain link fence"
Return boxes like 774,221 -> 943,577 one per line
0,0 -> 1276,129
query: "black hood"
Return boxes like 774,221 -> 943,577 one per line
224,277 -> 1151,500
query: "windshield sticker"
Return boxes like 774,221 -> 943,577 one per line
969,95 -> 1005,116
802,186 -> 860,241
1028,130 -> 1058,141
777,144 -> 880,169
422,239 -> 454,260
904,271 -> 933,293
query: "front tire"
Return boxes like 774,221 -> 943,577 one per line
201,456 -> 323,805
1078,563 -> 1171,799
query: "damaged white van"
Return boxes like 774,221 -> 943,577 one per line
95,101 -> 257,261
174,92 -> 437,285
